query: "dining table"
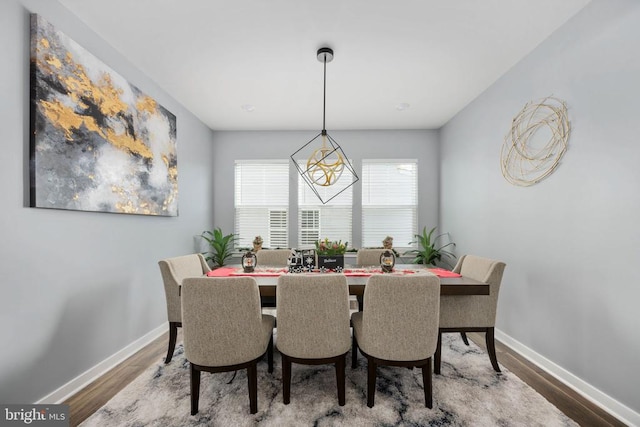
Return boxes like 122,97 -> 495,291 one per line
206,264 -> 489,300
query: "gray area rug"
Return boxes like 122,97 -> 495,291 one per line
81,334 -> 577,426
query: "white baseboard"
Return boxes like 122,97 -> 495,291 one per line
36,323 -> 168,404
495,329 -> 639,427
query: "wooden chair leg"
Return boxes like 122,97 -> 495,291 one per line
165,322 -> 179,364
190,363 -> 200,415
366,357 -> 377,408
336,354 -> 346,406
434,330 -> 442,375
351,334 -> 358,368
247,362 -> 258,414
460,332 -> 470,346
282,354 -> 291,405
422,358 -> 433,408
267,334 -> 274,373
485,327 -> 501,372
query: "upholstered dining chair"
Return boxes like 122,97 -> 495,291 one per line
181,277 -> 274,415
256,248 -> 292,266
353,249 -> 386,311
434,254 -> 506,374
255,249 -> 291,312
356,248 -> 386,267
351,274 -> 440,408
276,274 -> 351,406
158,254 -> 211,363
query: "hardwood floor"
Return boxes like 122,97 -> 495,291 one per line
65,331 -> 626,427
64,333 -> 169,427
466,333 -> 626,427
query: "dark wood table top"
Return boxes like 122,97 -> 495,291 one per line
247,266 -> 489,297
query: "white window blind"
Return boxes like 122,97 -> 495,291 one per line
235,160 -> 289,248
362,160 -> 417,248
298,161 -> 353,248
299,209 -> 320,245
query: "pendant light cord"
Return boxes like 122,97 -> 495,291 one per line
322,56 -> 327,133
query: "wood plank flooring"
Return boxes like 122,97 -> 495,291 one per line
467,332 -> 626,427
64,333 -> 169,427
65,331 -> 626,427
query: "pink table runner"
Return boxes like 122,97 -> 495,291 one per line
206,267 -> 285,277
427,268 -> 462,278
207,267 -> 461,278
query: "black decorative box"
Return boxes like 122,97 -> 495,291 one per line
317,255 -> 344,272
301,249 -> 316,269
288,250 -> 302,273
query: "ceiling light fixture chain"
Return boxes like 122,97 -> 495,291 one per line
322,51 -> 327,133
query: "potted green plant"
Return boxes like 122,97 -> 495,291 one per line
201,227 -> 237,268
404,226 -> 456,267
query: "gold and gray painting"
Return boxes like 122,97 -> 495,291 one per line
29,14 -> 178,216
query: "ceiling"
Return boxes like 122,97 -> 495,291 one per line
58,0 -> 591,131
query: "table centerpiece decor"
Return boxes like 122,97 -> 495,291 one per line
315,238 -> 347,272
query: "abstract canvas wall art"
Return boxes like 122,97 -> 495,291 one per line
29,14 -> 178,216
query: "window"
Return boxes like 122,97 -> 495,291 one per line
235,160 -> 289,248
299,209 -> 320,244
362,160 -> 418,248
298,162 -> 353,248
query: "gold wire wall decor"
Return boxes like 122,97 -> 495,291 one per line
500,96 -> 570,187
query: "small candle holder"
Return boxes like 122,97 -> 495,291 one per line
242,250 -> 257,273
380,249 -> 396,273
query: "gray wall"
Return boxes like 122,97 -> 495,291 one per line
440,0 -> 640,414
0,0 -> 215,403
212,130 -> 440,249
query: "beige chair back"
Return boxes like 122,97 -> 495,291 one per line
276,275 -> 350,359
181,277 -> 272,367
441,255 -> 506,327
158,254 -> 211,323
356,249 -> 386,267
256,249 -> 292,267
359,274 -> 440,361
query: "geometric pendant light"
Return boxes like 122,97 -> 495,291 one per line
291,47 -> 359,204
